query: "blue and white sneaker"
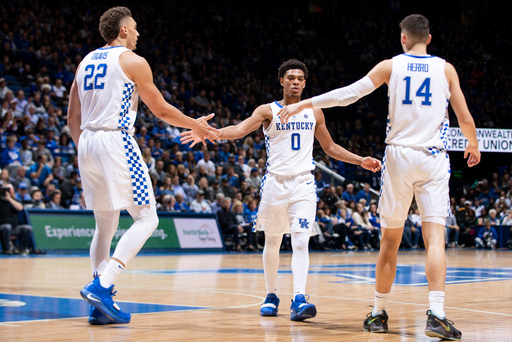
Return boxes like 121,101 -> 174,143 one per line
260,293 -> 280,316
290,294 -> 317,321
80,276 -> 131,324
89,306 -> 115,325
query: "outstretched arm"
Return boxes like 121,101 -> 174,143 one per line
181,104 -> 271,146
120,52 -> 219,145
314,108 -> 381,172
445,62 -> 480,167
279,59 -> 392,124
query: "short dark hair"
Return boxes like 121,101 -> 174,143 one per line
99,7 -> 132,42
399,14 -> 430,43
277,59 -> 308,79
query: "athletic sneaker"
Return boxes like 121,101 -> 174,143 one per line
260,293 -> 280,316
80,276 -> 131,324
290,294 -> 317,321
89,306 -> 115,325
363,310 -> 388,333
424,310 -> 461,340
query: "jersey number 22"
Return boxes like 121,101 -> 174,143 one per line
84,64 -> 107,91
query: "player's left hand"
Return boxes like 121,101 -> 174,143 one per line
278,102 -> 302,124
361,157 -> 382,173
182,113 -> 220,147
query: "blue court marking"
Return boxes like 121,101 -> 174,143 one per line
129,264 -> 512,287
0,293 -> 205,323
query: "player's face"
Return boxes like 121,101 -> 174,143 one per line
124,17 -> 139,50
280,69 -> 306,99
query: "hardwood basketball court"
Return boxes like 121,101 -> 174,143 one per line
1,249 -> 511,341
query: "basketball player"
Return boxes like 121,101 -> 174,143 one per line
181,59 -> 381,321
278,14 -> 480,340
67,7 -> 219,324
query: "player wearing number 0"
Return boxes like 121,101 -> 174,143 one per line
278,15 -> 480,340
181,59 -> 381,321
68,7 -> 219,325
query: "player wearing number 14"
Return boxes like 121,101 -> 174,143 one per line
181,59 -> 381,321
278,14 -> 480,340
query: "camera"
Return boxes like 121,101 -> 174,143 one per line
0,187 -> 9,199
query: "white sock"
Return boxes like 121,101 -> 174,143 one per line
373,291 -> 389,315
263,234 -> 281,294
99,259 -> 123,288
429,291 -> 445,318
291,232 -> 310,297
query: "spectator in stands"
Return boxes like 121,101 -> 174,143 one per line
476,208 -> 488,225
174,193 -> 190,212
29,155 -> 52,189
210,192 -> 225,214
46,190 -> 63,209
0,78 -> 10,100
351,202 -> 373,250
445,214 -> 460,248
488,209 -> 500,225
142,147 -> 156,172
60,171 -> 79,208
157,194 -> 177,212
33,139 -> 54,167
220,177 -> 236,199
151,160 -> 167,186
0,184 -> 33,255
232,200 -> 256,251
216,197 -> 244,252
182,175 -> 199,202
170,175 -> 186,199
502,209 -> 512,226
11,167 -> 31,190
14,182 -> 32,204
475,219 -> 498,249
197,151 -> 215,175
342,183 -> 356,202
26,189 -> 45,209
190,191 -> 211,214
356,183 -> 372,203
321,185 -> 339,211
19,138 -> 33,167
245,167 -> 262,190
1,136 -> 21,168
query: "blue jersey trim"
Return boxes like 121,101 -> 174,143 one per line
98,46 -> 124,50
274,101 -> 283,108
402,53 -> 435,59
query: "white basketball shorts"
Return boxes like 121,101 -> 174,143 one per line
378,144 -> 450,228
254,171 -> 318,236
78,129 -> 156,211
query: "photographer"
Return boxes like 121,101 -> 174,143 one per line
0,184 -> 33,255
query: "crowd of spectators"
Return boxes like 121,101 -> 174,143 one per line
1,2 -> 511,252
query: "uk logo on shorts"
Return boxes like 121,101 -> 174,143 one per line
299,218 -> 309,229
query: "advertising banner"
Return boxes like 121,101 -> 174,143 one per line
447,127 -> 512,152
173,218 -> 224,248
28,210 -> 223,250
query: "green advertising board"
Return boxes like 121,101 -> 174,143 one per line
27,210 -> 222,250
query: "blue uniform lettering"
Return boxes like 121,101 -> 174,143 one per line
407,63 -> 428,72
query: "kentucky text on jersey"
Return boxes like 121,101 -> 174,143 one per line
407,63 -> 429,72
91,52 -> 109,60
275,122 -> 314,131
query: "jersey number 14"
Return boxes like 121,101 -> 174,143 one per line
402,77 -> 432,106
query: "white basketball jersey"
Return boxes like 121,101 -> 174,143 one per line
386,53 -> 451,155
264,101 -> 316,176
76,46 -> 138,134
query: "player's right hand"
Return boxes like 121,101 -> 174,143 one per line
361,157 -> 382,173
189,113 -> 220,147
464,143 -> 480,167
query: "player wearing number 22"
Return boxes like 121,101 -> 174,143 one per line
181,59 -> 381,321
68,7 -> 218,325
279,15 -> 480,340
